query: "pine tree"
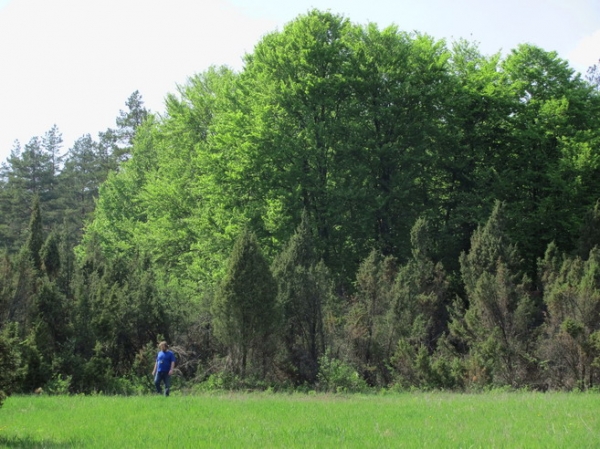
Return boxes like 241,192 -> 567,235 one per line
58,134 -> 112,237
113,91 -> 149,162
0,139 -> 54,251
41,125 -> 63,180
40,125 -> 63,227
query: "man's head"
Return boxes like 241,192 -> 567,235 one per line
158,341 -> 168,351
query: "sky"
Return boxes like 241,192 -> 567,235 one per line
0,0 -> 599,164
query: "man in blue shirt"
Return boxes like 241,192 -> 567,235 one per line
152,341 -> 176,396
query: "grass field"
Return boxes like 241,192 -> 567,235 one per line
0,391 -> 599,448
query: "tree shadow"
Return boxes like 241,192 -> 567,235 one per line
0,435 -> 81,448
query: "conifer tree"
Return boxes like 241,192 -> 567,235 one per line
346,249 -> 396,386
41,125 -> 63,180
0,139 -> 54,251
453,202 -> 539,387
389,218 -> 448,388
578,200 -> 600,260
32,278 -> 70,365
272,211 -> 332,383
93,255 -> 168,376
25,196 -> 44,272
0,324 -> 21,408
59,134 -> 111,237
40,125 -> 63,227
212,229 -> 278,378
5,250 -> 35,326
40,231 -> 61,280
539,244 -> 600,389
0,251 -> 11,322
113,90 -> 149,162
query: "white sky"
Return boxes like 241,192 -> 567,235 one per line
1,0 -> 599,163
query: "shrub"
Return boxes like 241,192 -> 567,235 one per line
317,353 -> 368,393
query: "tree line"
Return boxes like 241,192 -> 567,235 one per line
1,10 -> 600,400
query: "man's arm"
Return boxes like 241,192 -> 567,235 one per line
169,353 -> 175,374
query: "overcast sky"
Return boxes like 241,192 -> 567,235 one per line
1,0 -> 599,163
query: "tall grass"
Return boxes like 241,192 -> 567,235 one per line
1,391 -> 599,448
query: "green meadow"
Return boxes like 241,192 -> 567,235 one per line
1,392 -> 599,448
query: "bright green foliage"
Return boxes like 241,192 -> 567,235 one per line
151,68 -> 240,284
538,244 -> 600,389
81,11 -> 600,293
86,70 -> 240,287
83,116 -> 159,262
316,352 -> 367,393
212,229 -> 279,378
432,42 -> 511,271
498,45 -> 600,274
349,24 -> 451,259
234,13 -> 452,279
221,11 -> 358,276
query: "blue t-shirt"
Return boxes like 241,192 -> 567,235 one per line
156,350 -> 175,372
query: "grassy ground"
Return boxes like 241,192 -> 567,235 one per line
0,391 -> 599,448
